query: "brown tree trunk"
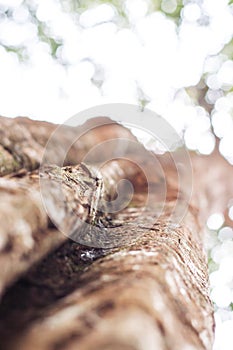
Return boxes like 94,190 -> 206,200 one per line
0,116 -> 136,295
1,115 -> 231,350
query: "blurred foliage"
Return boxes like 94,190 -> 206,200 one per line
0,0 -> 232,124
150,0 -> 183,22
184,1 -> 233,118
222,38 -> 233,59
186,45 -> 233,123
62,0 -> 128,22
0,43 -> 28,61
0,0 -> 186,64
62,0 -> 184,23
25,1 -> 64,59
0,0 -> 63,61
208,255 -> 218,274
0,0 -> 192,65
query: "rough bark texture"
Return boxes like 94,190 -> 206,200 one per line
0,116 -> 137,295
1,115 -> 231,350
0,171 -> 63,295
1,209 -> 213,350
0,116 -> 135,176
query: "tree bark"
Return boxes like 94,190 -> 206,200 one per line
0,116 -> 137,295
5,207 -> 214,350
1,115 -> 232,350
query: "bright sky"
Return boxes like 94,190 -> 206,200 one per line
0,1 -> 233,349
0,0 -> 232,159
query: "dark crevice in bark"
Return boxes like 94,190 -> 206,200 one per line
0,210 -> 214,350
0,198 -> 214,350
0,239 -> 109,349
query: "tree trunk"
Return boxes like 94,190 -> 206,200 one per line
0,116 -> 136,295
0,115 -> 231,350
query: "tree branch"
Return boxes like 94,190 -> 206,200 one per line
2,115 -> 232,349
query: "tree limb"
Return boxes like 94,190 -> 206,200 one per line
1,115 -> 233,350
